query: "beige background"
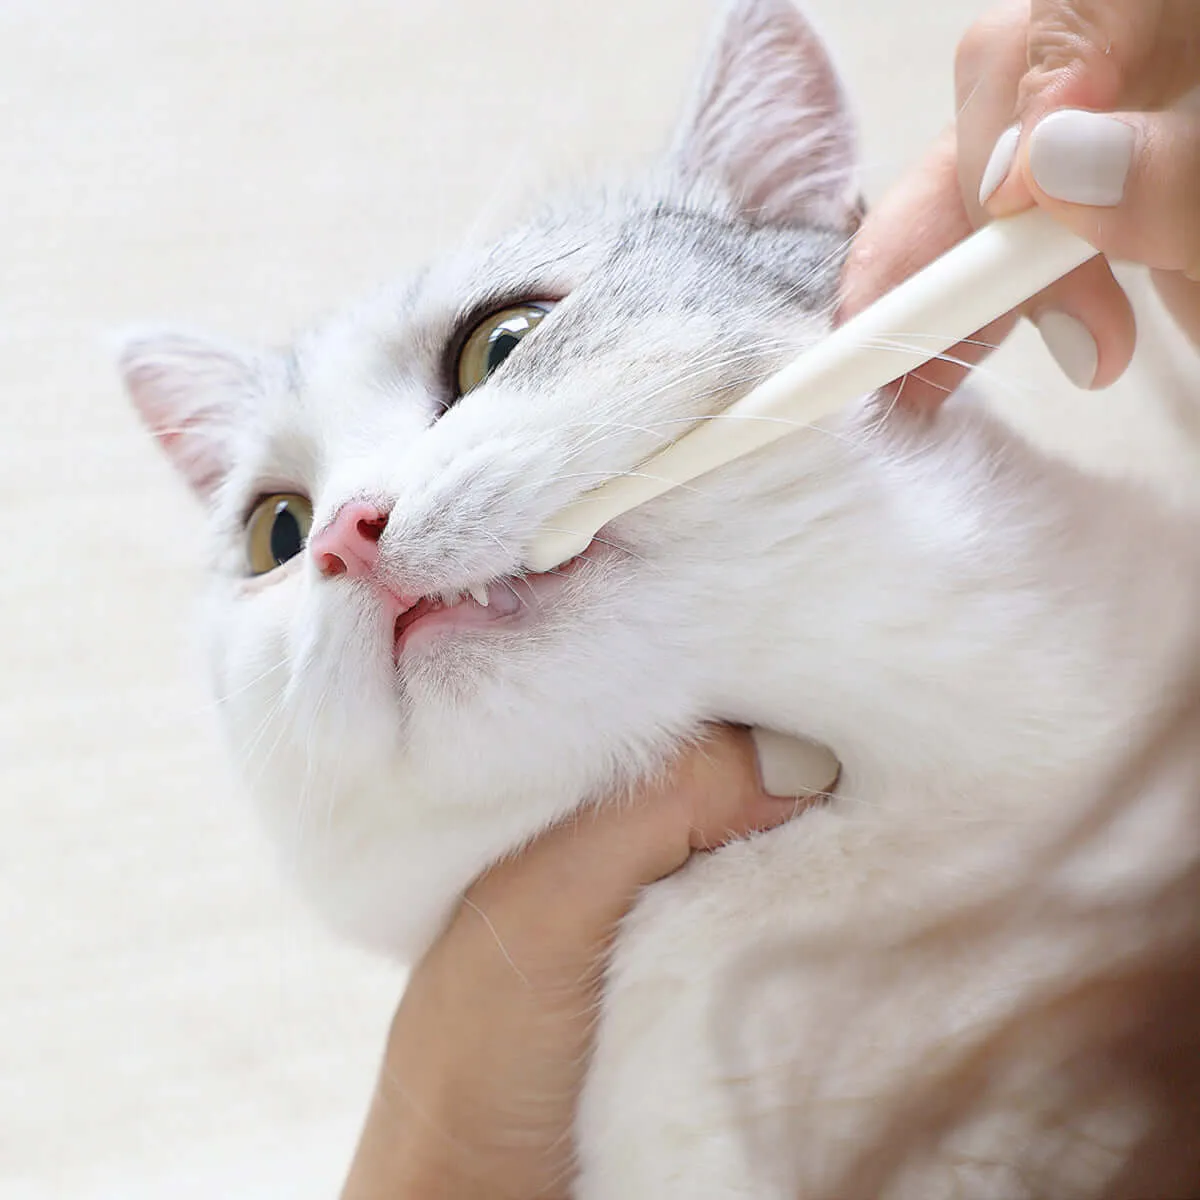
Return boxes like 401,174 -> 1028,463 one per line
3,2 -> 1198,1196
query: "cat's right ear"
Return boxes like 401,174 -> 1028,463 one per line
118,331 -> 262,503
670,0 -> 860,230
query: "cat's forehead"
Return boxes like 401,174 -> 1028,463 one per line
232,200 -> 627,504
293,186 -> 845,410
294,199 -> 617,398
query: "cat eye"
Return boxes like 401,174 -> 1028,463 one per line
456,302 -> 555,396
245,493 -> 314,576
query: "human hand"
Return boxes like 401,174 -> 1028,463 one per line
839,0 -> 1200,410
340,727 -> 830,1200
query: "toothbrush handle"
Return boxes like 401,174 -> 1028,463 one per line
526,209 -> 1098,574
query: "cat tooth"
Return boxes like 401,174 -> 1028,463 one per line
439,589 -> 458,607
468,584 -> 489,608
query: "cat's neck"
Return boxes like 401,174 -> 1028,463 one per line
717,400 -> 1198,802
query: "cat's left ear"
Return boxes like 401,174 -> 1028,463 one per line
118,331 -> 266,503
671,0 -> 860,230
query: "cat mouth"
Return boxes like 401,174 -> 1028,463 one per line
391,545 -> 594,659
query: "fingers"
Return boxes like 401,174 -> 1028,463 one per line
837,127 -> 1009,411
1018,0 -> 1200,118
1022,256 -> 1138,389
838,129 -> 968,324
849,0 -> 1198,403
958,0 -> 1150,387
989,0 -> 1200,218
980,103 -> 1200,352
748,728 -> 840,808
1007,0 -> 1200,358
356,730 -> 815,1198
466,727 -> 815,950
836,1 -> 1131,410
1022,109 -> 1200,276
672,727 -> 834,854
954,0 -> 1032,224
348,729 -> 831,1197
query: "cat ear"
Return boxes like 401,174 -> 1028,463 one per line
119,331 -> 264,502
672,0 -> 860,229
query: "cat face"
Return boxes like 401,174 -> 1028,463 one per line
121,0 -> 862,955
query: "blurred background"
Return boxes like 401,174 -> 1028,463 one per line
3,1 -> 1198,1196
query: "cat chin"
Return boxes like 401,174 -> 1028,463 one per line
238,724 -> 612,960
396,628 -> 528,701
215,600 -> 699,958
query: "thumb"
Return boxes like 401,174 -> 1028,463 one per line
978,1 -> 1200,346
1016,0 -> 1196,133
983,0 -> 1199,219
1020,107 -> 1200,282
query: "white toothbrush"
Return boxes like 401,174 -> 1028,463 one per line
525,209 -> 1099,574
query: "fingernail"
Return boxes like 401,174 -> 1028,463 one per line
1028,110 -> 1135,207
978,124 -> 1021,207
1035,310 -> 1099,388
750,728 -> 840,798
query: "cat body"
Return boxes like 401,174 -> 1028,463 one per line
122,2 -> 1200,1194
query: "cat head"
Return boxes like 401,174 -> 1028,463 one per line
119,0 -> 863,956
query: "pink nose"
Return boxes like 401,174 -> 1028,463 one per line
310,501 -> 390,579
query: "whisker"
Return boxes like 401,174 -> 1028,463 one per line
193,655 -> 289,714
498,575 -> 528,607
461,896 -> 531,988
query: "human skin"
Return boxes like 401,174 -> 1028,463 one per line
842,0 -> 1200,408
342,3 -> 1200,1195
340,728 -> 807,1199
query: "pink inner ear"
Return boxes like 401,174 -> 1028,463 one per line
150,419 -> 229,498
674,0 -> 858,230
120,335 -> 256,502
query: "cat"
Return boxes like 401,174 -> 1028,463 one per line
120,0 -> 1200,1195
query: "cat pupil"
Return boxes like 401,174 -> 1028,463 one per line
454,303 -> 553,399
486,331 -> 521,376
270,507 -> 303,566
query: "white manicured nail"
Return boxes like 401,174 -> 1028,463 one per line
978,124 -> 1021,207
1036,311 -> 1099,389
1029,110 -> 1135,207
750,728 -> 840,798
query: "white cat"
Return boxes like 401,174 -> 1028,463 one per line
121,1 -> 1200,1195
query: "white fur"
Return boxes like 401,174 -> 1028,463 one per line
121,1 -> 1200,1194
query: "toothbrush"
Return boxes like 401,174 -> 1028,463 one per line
525,209 -> 1099,574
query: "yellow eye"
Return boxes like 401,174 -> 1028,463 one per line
456,302 -> 554,396
246,493 -> 313,576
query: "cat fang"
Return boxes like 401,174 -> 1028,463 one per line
391,549 -> 594,659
